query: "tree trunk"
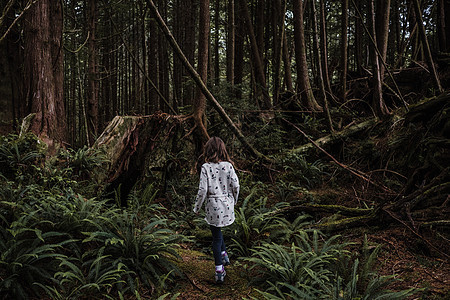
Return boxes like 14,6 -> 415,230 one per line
311,0 -> 333,131
319,0 -> 332,98
87,0 -> 98,146
293,0 -> 322,111
240,0 -> 271,109
375,0 -> 391,79
226,0 -> 235,85
282,28 -> 294,92
445,0 -> 450,52
234,2 -> 245,99
272,0 -> 285,105
213,0 -> 220,86
149,14 -> 159,112
412,0 -> 443,93
354,0 -> 364,76
340,0 -> 348,101
437,0 -> 446,53
369,0 -> 389,117
193,0 -> 210,146
23,0 -> 66,151
93,114 -> 185,206
157,0 -> 170,111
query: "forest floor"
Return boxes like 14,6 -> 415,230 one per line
170,225 -> 450,300
166,184 -> 450,300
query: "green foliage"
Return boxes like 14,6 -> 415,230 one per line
83,210 -> 185,293
226,187 -> 288,257
60,145 -> 108,180
37,254 -> 130,299
279,152 -> 328,188
248,233 -> 416,300
269,214 -> 313,245
0,214 -> 69,300
0,133 -> 44,182
0,134 -> 188,298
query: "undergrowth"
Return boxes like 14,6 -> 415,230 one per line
0,131 -> 421,299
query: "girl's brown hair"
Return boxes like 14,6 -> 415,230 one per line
203,136 -> 232,163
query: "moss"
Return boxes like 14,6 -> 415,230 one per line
173,248 -> 259,299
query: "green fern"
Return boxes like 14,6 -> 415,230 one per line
83,210 -> 185,293
227,191 -> 287,256
0,222 -> 69,299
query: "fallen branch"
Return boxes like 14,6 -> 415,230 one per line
383,208 -> 450,259
274,204 -> 374,217
282,118 -> 394,194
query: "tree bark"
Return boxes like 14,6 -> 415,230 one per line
23,0 -> 66,151
412,0 -> 443,93
375,0 -> 391,79
445,0 -> 450,52
369,0 -> 389,117
226,0 -> 235,85
354,0 -> 364,76
293,0 -> 322,111
272,0 -> 285,105
437,0 -> 446,53
87,0 -> 98,146
319,0 -> 332,98
287,118 -> 377,155
340,0 -> 348,101
311,0 -> 333,131
239,0 -> 271,109
282,26 -> 294,92
193,0 -> 210,145
214,0 -> 220,86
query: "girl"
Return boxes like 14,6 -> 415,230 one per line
193,137 -> 240,284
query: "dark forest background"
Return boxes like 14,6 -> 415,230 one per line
0,0 -> 449,299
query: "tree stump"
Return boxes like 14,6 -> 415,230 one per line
92,113 -> 189,206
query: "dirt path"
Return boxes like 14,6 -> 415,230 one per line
174,249 -> 258,299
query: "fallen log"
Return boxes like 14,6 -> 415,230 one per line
287,118 -> 377,156
274,204 -> 374,217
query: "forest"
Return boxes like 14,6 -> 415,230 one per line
0,0 -> 449,299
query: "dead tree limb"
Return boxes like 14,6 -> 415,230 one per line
287,118 -> 377,155
283,118 -> 394,194
145,0 -> 266,161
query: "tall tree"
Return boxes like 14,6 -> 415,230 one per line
87,0 -> 98,146
240,0 -> 271,108
193,0 -> 210,143
214,0 -> 220,86
22,0 -> 66,149
412,0 -> 443,93
437,0 -> 446,52
293,0 -> 322,111
282,27 -> 294,92
226,0 -> 235,85
272,0 -> 286,105
375,0 -> 391,79
340,0 -> 348,101
369,0 -> 389,117
319,0 -> 333,99
354,0 -> 364,76
311,0 -> 333,131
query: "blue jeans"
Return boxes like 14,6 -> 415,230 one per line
210,225 -> 226,266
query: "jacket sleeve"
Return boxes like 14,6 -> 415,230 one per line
193,165 -> 208,213
230,166 -> 240,204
